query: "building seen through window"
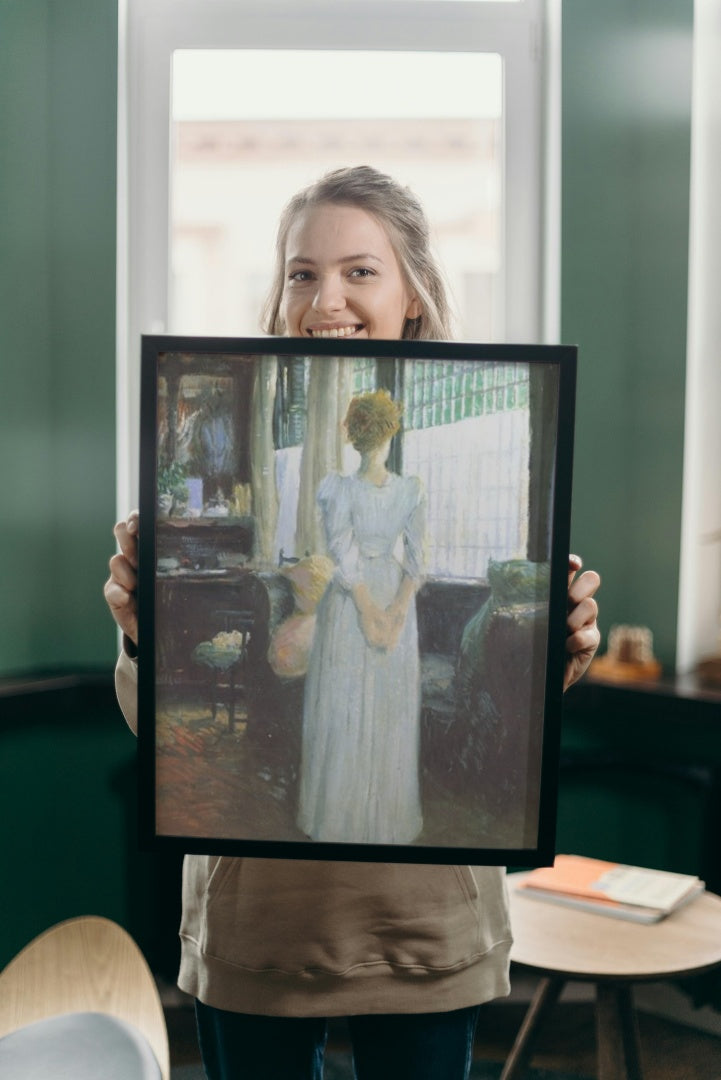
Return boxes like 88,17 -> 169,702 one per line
170,50 -> 503,343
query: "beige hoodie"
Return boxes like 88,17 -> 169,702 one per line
116,651 -> 512,1016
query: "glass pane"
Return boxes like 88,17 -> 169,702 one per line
170,49 -> 503,341
337,0 -> 521,3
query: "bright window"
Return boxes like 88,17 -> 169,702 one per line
170,49 -> 503,343
271,357 -> 530,577
118,0 -> 557,513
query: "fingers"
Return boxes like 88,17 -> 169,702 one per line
103,574 -> 136,621
564,558 -> 601,690
103,573 -> 138,643
360,608 -> 400,651
105,511 -> 140,645
108,548 -> 137,588
565,622 -> 601,659
568,567 -> 601,609
566,590 -> 599,635
113,510 -> 139,569
567,553 -> 583,588
359,608 -> 385,649
567,565 -> 601,639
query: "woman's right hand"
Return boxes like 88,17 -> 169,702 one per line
359,605 -> 393,651
104,510 -> 139,646
353,582 -> 393,650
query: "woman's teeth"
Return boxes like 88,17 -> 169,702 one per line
310,325 -> 360,338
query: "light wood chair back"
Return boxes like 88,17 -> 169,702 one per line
0,915 -> 169,1080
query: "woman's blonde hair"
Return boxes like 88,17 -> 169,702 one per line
344,390 -> 403,453
262,165 -> 453,341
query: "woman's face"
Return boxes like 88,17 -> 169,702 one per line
281,203 -> 421,340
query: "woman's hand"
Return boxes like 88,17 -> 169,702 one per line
359,606 -> 394,650
383,575 -> 415,652
103,510 -> 139,646
354,583 -> 398,651
381,605 -> 407,653
564,554 -> 601,691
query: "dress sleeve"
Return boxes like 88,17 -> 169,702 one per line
316,473 -> 361,588
402,476 -> 427,583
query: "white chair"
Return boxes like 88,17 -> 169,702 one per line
0,915 -> 170,1079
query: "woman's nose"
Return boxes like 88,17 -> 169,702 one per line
312,274 -> 345,314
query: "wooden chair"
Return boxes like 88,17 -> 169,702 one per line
0,915 -> 169,1079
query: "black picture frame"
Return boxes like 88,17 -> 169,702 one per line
138,335 -> 576,865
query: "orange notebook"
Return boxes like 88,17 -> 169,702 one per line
517,855 -> 703,923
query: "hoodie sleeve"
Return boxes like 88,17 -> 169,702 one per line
115,646 -> 139,736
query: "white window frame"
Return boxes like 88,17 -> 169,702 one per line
117,0 -> 559,512
676,0 -> 721,674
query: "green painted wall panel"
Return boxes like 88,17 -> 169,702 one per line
0,711 -> 134,965
558,684 -> 721,884
562,0 -> 693,669
0,2 -> 55,670
0,0 -> 118,674
47,0 -> 119,667
1,0 -> 694,675
0,684 -> 183,975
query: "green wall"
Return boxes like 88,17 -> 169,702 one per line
0,1 -> 693,676
0,683 -> 183,974
0,0 -> 138,972
0,0 -> 118,675
562,0 -> 693,670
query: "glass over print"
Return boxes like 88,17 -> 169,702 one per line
138,336 -> 576,865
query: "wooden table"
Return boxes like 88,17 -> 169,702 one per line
503,873 -> 721,1080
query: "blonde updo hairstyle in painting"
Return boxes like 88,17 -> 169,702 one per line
344,389 -> 403,454
262,165 -> 453,341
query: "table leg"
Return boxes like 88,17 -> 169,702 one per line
596,983 -> 643,1080
500,976 -> 565,1080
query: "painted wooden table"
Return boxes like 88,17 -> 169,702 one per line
503,872 -> 721,1080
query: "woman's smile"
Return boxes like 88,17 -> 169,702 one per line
306,323 -> 365,339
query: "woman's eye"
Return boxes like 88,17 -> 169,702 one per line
288,269 -> 313,283
349,267 -> 375,279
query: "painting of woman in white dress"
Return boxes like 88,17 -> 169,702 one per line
297,389 -> 427,844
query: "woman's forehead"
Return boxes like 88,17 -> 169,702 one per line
285,202 -> 396,262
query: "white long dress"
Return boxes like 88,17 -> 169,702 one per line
297,470 -> 426,844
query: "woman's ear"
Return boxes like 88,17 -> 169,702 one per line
406,296 -> 423,320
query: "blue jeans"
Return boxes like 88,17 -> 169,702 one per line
195,1000 -> 481,1080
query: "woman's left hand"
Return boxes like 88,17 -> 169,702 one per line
564,554 -> 601,691
382,605 -> 407,653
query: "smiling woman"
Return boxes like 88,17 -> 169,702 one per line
282,205 -> 420,340
263,166 -> 451,341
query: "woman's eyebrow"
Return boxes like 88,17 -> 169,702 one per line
286,253 -> 384,266
339,253 -> 384,265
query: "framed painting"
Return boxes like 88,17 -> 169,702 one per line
137,335 -> 576,865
